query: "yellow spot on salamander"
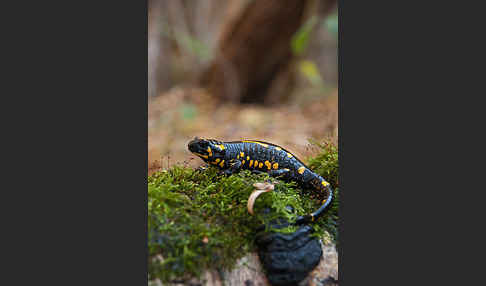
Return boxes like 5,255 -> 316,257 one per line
254,160 -> 258,168
265,161 -> 271,170
242,160 -> 245,165
322,181 -> 330,187
242,140 -> 268,148
287,153 -> 293,158
298,167 -> 305,174
240,152 -> 244,158
237,154 -> 239,159
219,160 -> 225,167
216,144 -> 225,150
259,162 -> 263,168
207,147 -> 212,157
215,158 -> 220,163
246,156 -> 249,160
249,160 -> 254,167
199,154 -> 208,159
272,163 -> 278,169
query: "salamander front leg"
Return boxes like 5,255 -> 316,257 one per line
223,160 -> 242,176
195,163 -> 210,172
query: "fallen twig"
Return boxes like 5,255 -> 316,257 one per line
247,182 -> 275,215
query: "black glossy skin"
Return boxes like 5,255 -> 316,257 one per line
188,137 -> 333,224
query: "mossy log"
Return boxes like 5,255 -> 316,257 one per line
148,141 -> 338,285
150,243 -> 337,286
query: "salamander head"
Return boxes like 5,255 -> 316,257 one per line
188,137 -> 226,161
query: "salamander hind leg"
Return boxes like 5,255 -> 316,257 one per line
267,168 -> 291,179
310,185 -> 333,221
296,176 -> 333,225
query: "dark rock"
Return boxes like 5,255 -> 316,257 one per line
255,220 -> 322,286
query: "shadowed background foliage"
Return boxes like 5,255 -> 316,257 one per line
148,0 -> 338,171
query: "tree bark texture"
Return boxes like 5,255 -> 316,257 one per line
148,0 -> 171,97
202,0 -> 309,104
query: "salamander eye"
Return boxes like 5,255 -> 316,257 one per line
188,138 -> 209,153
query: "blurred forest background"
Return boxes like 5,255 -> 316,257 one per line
148,0 -> 338,174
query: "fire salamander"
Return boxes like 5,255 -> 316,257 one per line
188,137 -> 333,225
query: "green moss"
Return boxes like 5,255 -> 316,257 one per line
305,140 -> 339,242
148,141 -> 339,283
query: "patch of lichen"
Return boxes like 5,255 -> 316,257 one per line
148,141 -> 339,283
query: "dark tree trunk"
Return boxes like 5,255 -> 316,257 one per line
148,0 -> 171,97
201,0 -> 310,104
